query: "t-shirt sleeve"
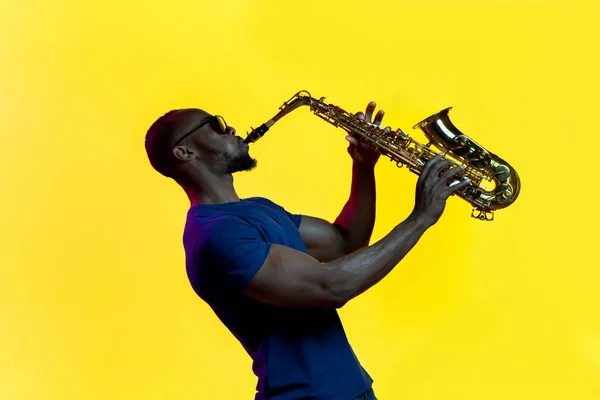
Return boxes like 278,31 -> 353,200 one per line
285,210 -> 303,229
258,198 -> 303,229
194,217 -> 271,293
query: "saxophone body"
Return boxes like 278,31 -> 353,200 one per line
244,91 -> 521,221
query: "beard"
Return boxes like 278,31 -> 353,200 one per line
224,151 -> 257,174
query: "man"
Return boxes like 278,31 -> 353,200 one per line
144,100 -> 470,400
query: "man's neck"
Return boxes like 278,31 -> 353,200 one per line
183,173 -> 240,207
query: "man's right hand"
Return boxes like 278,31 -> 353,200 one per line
412,152 -> 471,226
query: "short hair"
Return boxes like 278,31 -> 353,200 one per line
145,110 -> 181,178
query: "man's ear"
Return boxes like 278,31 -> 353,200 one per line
172,146 -> 193,161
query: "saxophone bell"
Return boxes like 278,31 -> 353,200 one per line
413,106 -> 521,220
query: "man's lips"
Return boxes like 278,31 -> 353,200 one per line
237,136 -> 249,148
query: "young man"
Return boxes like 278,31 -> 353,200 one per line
145,101 -> 469,400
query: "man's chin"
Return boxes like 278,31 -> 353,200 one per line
226,155 -> 257,174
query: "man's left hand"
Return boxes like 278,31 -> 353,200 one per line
346,101 -> 391,167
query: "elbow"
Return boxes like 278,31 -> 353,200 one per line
332,296 -> 349,309
322,292 -> 348,309
322,286 -> 349,308
321,273 -> 352,309
334,225 -> 355,257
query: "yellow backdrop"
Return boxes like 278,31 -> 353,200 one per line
2,0 -> 599,399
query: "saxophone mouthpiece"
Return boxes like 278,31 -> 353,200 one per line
243,121 -> 272,143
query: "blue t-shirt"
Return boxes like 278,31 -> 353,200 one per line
183,197 -> 372,400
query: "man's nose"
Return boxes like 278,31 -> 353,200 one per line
226,126 -> 236,136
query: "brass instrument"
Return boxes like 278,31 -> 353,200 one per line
243,90 -> 520,221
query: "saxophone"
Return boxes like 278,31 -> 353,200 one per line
243,90 -> 520,221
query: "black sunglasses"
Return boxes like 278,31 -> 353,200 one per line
172,115 -> 228,147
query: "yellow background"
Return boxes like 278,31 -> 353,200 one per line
1,0 -> 598,399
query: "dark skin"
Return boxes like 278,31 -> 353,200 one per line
169,108 -> 245,205
169,102 -> 387,262
169,102 -> 470,308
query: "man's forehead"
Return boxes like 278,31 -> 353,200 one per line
167,108 -> 212,140
172,108 -> 211,129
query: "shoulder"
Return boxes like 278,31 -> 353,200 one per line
191,215 -> 266,264
186,207 -> 254,242
246,197 -> 303,229
245,197 -> 289,213
202,215 -> 257,240
245,196 -> 278,207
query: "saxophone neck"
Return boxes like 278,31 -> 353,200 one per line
243,91 -> 317,143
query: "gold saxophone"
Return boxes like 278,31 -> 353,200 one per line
243,90 -> 520,221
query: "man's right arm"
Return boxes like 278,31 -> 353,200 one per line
244,212 -> 432,308
244,153 -> 471,309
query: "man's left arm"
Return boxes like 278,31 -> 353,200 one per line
298,101 -> 388,262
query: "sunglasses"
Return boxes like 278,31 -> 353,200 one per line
172,115 -> 228,147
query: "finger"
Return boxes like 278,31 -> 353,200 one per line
420,153 -> 444,181
373,110 -> 384,126
436,164 -> 466,188
345,135 -> 359,146
442,177 -> 471,197
359,139 -> 376,151
429,158 -> 454,180
384,126 -> 392,133
355,111 -> 365,121
364,101 -> 376,123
